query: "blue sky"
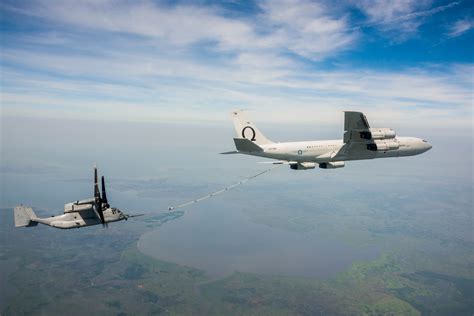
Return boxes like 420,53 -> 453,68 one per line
0,0 -> 472,128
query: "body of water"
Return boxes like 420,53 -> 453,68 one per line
138,199 -> 380,279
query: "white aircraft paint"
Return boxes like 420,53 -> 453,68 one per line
224,110 -> 432,170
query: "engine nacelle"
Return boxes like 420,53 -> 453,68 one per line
64,202 -> 93,213
360,128 -> 396,140
319,161 -> 345,169
290,162 -> 316,170
367,140 -> 399,152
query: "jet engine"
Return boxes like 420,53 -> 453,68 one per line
290,162 -> 316,170
367,140 -> 399,152
319,161 -> 345,169
360,128 -> 396,140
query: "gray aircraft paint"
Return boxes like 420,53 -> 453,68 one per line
14,168 -> 136,229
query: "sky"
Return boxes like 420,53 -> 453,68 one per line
0,0 -> 473,128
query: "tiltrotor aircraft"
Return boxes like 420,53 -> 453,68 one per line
14,167 -> 140,229
223,110 -> 432,170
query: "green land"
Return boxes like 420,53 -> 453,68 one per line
1,193 -> 473,316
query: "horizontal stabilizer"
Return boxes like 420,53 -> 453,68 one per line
14,205 -> 38,227
220,151 -> 240,155
233,138 -> 263,153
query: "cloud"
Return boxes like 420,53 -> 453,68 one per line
1,44 -> 471,128
447,19 -> 473,37
353,0 -> 460,40
6,0 -> 356,61
258,0 -> 357,59
36,2 -> 249,47
0,0 -> 471,130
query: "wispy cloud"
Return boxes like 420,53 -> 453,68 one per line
0,0 -> 471,129
353,0 -> 460,40
258,0 -> 357,59
447,18 -> 473,37
8,0 -> 355,60
1,44 -> 471,127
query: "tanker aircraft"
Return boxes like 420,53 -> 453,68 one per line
222,110 -> 432,170
14,167 -> 141,229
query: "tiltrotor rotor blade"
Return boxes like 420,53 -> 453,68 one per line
93,167 -> 105,227
101,176 -> 109,208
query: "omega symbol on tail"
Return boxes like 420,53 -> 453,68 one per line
242,126 -> 256,141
